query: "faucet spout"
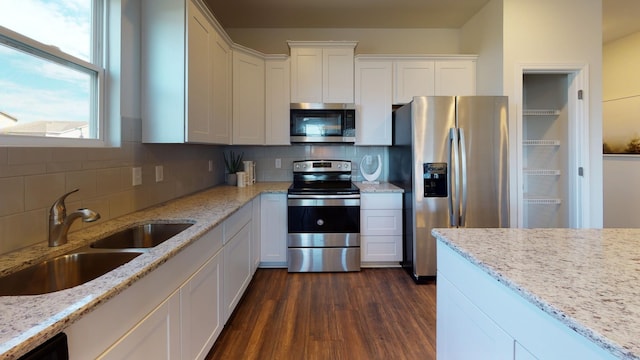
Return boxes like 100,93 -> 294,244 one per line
48,189 -> 101,247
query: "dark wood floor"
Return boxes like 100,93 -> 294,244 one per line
206,268 -> 437,360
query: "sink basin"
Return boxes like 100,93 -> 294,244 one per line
0,251 -> 142,296
90,223 -> 193,249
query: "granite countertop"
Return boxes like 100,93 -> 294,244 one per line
0,182 -> 289,359
432,228 -> 640,360
354,181 -> 403,193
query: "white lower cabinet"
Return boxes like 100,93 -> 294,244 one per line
66,199 -> 261,359
181,251 -> 223,360
260,193 -> 287,267
223,223 -> 252,322
360,193 -> 402,264
99,290 -> 181,360
437,242 -> 617,360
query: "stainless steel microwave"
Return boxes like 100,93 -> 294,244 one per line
290,103 -> 356,143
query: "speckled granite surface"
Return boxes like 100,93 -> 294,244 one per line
0,182 -> 289,359
355,181 -> 403,193
432,228 -> 640,360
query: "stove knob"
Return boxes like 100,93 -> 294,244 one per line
317,219 -> 324,226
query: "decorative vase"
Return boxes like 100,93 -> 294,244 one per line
226,173 -> 237,186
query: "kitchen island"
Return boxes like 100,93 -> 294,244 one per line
0,182 -> 289,359
433,228 -> 640,360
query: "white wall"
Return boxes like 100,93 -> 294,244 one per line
602,32 -> 640,228
501,0 -> 603,227
460,0 -> 504,96
225,28 -> 462,55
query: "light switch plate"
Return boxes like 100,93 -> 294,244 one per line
132,167 -> 142,186
155,165 -> 163,182
275,158 -> 281,168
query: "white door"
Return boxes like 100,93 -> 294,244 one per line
515,65 -> 590,228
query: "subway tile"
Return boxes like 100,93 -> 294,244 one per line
65,170 -> 98,199
7,148 -> 53,165
0,163 -> 47,177
3,209 -> 47,252
24,173 -> 66,211
108,190 -> 135,219
0,177 -> 24,216
96,168 -> 124,195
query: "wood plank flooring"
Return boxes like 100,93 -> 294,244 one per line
206,268 -> 437,360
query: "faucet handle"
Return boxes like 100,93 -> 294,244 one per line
50,188 -> 79,215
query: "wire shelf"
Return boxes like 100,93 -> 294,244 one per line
523,109 -> 561,116
524,169 -> 561,176
524,198 -> 562,205
523,139 -> 561,146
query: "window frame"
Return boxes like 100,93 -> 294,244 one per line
0,0 -> 119,148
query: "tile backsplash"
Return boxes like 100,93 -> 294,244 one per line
0,118 -> 389,256
0,117 -> 225,255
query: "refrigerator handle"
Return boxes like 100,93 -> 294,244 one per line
449,127 -> 459,227
459,128 -> 468,227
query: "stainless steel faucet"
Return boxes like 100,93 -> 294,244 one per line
48,189 -> 101,247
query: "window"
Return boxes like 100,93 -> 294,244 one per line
0,0 -> 111,146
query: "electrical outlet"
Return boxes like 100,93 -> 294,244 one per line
208,160 -> 213,172
155,165 -> 163,182
132,167 -> 142,186
275,158 -> 281,168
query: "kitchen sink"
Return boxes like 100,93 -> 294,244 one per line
90,222 -> 193,249
0,251 -> 143,296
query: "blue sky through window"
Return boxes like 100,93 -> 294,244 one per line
0,0 -> 93,135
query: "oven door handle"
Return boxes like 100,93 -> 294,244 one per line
287,194 -> 361,199
287,198 -> 361,207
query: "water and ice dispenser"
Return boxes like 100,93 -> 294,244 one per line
423,163 -> 448,197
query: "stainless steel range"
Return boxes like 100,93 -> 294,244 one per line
287,160 -> 361,272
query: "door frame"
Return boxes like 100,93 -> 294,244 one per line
513,63 -> 590,228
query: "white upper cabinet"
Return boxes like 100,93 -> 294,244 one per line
289,41 -> 357,104
435,60 -> 476,96
211,30 -> 233,144
141,0 -> 231,144
232,46 -> 265,145
355,58 -> 393,145
394,60 -> 436,104
393,56 -> 477,104
265,56 -> 291,145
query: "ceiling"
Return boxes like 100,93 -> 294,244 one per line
203,0 -> 640,44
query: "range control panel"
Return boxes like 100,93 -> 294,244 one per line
423,163 -> 448,197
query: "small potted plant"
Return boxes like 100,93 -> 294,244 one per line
223,151 -> 243,185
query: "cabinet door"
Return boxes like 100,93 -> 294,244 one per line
435,60 -> 476,96
260,193 -> 287,266
290,47 -> 323,103
355,60 -> 393,145
98,290 -> 181,360
186,0 -> 214,143
437,272 -> 514,360
181,251 -> 223,360
233,50 -> 265,144
323,47 -> 355,103
251,196 -> 262,273
211,31 -> 232,144
393,60 -> 435,104
223,223 -> 252,322
265,57 -> 291,145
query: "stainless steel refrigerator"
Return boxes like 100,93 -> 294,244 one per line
389,96 -> 509,282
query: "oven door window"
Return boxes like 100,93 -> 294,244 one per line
290,110 -> 344,136
288,205 -> 359,233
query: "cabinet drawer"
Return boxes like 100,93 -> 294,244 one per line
224,203 -> 252,243
361,209 -> 402,235
361,193 -> 402,209
362,235 -> 402,262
